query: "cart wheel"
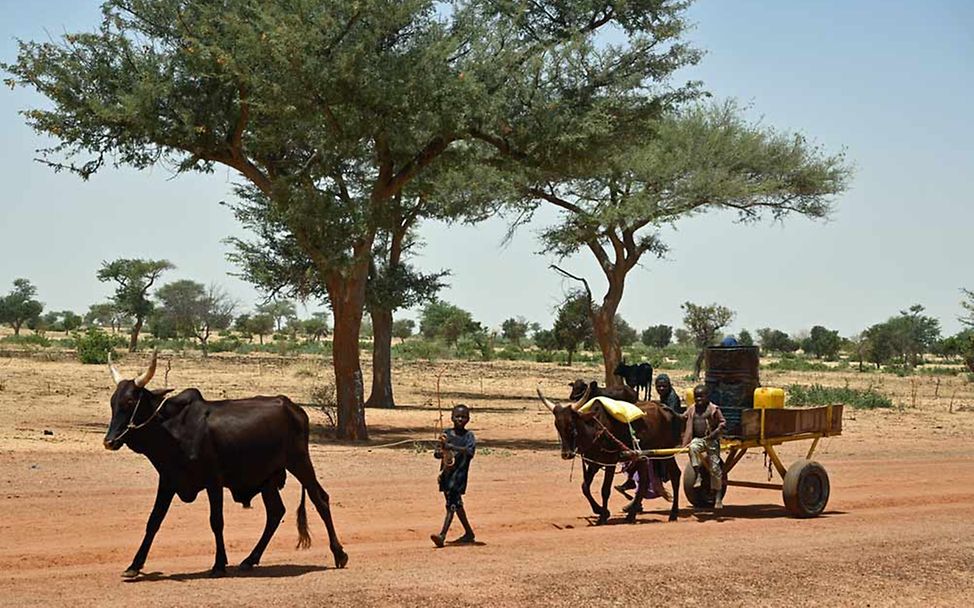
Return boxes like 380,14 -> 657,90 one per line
682,461 -> 727,509
782,459 -> 830,518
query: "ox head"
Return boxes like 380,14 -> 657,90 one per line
537,384 -> 591,460
568,379 -> 597,402
104,351 -> 171,450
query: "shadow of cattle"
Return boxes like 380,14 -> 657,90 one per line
125,563 -> 332,582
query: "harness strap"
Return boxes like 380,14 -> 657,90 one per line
112,394 -> 170,444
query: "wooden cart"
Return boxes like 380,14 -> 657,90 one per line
646,404 -> 843,518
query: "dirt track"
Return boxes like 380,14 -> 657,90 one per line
1,356 -> 973,607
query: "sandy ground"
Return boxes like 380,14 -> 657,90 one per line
1,354 -> 973,607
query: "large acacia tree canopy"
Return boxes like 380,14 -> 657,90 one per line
4,0 -> 701,236
533,101 -> 852,262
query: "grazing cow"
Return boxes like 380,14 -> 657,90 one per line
613,360 -> 653,400
103,352 -> 348,578
568,379 -> 638,404
537,386 -> 683,524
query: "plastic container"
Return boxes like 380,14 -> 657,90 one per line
754,387 -> 785,409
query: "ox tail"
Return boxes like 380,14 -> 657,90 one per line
296,486 -> 312,550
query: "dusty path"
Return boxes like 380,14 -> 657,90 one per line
1,357 -> 973,606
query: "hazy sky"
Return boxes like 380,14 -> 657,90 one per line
1,1 -> 972,337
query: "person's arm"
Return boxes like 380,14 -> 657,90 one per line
707,407 -> 726,440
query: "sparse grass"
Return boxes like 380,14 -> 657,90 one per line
309,381 -> 338,429
786,383 -> 893,409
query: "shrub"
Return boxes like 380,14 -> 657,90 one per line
392,338 -> 451,361
786,383 -> 892,409
208,336 -> 243,353
74,328 -> 125,364
0,333 -> 51,347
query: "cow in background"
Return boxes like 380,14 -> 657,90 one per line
568,379 -> 638,404
613,360 -> 653,400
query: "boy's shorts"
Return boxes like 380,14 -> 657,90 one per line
445,491 -> 464,512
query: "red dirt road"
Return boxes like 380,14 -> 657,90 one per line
1,357 -> 973,606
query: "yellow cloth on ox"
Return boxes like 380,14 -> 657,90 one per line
577,397 -> 646,423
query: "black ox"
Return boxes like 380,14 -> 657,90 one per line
568,379 -> 638,403
613,360 -> 653,400
103,352 -> 347,578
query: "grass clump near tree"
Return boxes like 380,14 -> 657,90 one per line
786,383 -> 892,409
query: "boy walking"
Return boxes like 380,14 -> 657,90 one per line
431,404 -> 476,547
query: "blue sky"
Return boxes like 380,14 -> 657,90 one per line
1,0 -> 972,337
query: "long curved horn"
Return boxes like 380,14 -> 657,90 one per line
133,350 -> 158,388
536,387 -> 558,413
108,351 -> 124,386
570,383 -> 592,410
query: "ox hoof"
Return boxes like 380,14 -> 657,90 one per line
209,566 -> 227,578
238,560 -> 257,572
121,568 -> 141,579
334,550 -> 349,569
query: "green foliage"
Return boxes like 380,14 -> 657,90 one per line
501,317 -> 530,346
802,325 -> 842,359
960,288 -> 974,329
552,291 -> 594,366
682,302 -> 735,347
392,318 -> 415,340
0,278 -> 44,336
97,258 -> 173,349
391,338 -> 451,361
641,324 -> 672,348
614,315 -> 638,347
737,329 -> 753,347
420,300 -> 480,346
256,300 -> 297,332
863,305 -> 942,369
74,327 -> 125,364
155,280 -> 235,354
765,356 -> 840,373
757,327 -> 800,353
786,383 -> 892,410
302,313 -> 330,342
86,302 -> 130,331
0,333 -> 52,347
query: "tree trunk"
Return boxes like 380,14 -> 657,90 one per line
12,322 -> 21,336
328,277 -> 369,440
965,356 -> 974,375
128,317 -> 143,352
593,305 -> 622,388
365,307 -> 395,408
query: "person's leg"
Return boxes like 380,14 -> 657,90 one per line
454,503 -> 475,543
705,440 -> 724,509
431,495 -> 455,547
687,438 -> 706,487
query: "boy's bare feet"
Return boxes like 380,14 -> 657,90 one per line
430,533 -> 445,548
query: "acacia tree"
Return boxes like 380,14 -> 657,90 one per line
682,301 -> 735,378
7,0 -> 711,438
531,103 -> 850,386
0,279 -> 44,336
961,289 -> 974,372
97,258 -> 173,351
155,280 -> 235,356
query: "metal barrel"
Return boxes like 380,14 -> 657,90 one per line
704,345 -> 760,411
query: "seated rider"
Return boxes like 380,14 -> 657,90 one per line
655,373 -> 683,415
683,384 -> 726,510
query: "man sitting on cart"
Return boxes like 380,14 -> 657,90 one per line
684,384 -> 726,510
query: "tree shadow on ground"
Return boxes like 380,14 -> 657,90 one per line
414,390 -> 539,403
683,503 -> 847,522
125,563 -> 331,583
309,422 -> 561,453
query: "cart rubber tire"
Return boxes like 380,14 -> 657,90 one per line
682,461 -> 726,509
783,459 -> 830,518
